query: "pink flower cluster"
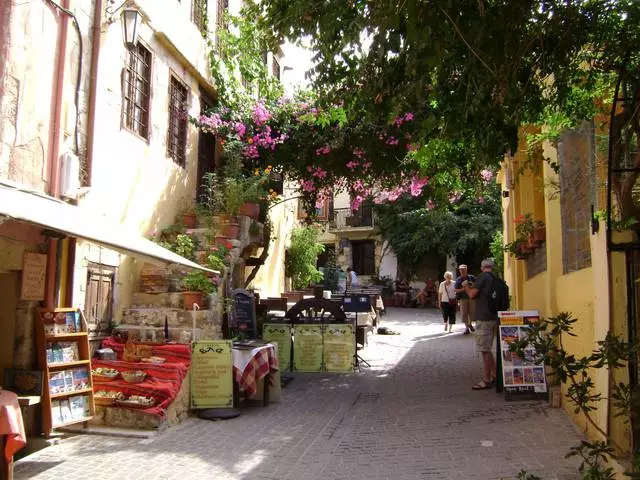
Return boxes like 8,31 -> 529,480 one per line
315,145 -> 331,156
306,166 -> 328,179
252,102 -> 272,126
372,176 -> 429,204
480,169 -> 494,183
392,112 -> 414,127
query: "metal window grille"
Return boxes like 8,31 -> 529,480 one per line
272,56 -> 280,81
559,120 -> 594,273
215,0 -> 229,53
123,43 -> 151,139
525,242 -> 547,279
167,76 -> 188,167
191,0 -> 207,34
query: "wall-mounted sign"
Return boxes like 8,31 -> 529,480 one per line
190,340 -> 233,409
263,324 -> 292,371
21,251 -> 47,301
498,311 -> 548,400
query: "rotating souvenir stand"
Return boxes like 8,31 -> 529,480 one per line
342,295 -> 371,368
36,308 -> 95,436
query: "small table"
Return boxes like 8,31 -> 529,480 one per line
232,345 -> 280,406
0,390 -> 27,480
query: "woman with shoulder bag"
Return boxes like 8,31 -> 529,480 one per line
437,271 -> 457,332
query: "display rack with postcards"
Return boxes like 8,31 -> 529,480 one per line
37,307 -> 95,434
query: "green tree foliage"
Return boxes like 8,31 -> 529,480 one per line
375,182 -> 502,278
285,226 -> 325,290
258,0 -> 639,165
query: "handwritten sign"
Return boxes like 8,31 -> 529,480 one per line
293,325 -> 323,372
21,252 -> 47,301
323,324 -> 354,372
232,289 -> 257,338
263,324 -> 292,371
190,340 -> 233,409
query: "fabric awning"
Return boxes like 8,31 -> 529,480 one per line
0,183 -> 216,273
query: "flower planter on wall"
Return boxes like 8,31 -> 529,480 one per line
238,202 -> 260,219
533,227 -> 546,245
182,213 -> 197,229
221,223 -> 240,239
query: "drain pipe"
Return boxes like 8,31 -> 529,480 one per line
44,0 -> 70,308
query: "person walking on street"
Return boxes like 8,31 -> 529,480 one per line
455,264 -> 476,335
346,267 -> 359,289
465,259 -> 498,389
437,271 -> 457,332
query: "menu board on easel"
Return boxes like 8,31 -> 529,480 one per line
263,324 -> 292,371
292,325 -> 323,372
232,289 -> 257,338
323,324 -> 354,372
498,311 -> 548,401
190,340 -> 233,409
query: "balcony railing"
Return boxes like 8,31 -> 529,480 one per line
329,206 -> 375,230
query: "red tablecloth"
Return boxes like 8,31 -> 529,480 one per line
93,338 -> 192,418
0,390 -> 26,461
232,345 -> 279,398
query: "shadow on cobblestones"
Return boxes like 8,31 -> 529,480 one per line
14,308 -> 583,480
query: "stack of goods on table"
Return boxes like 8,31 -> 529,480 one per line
91,337 -> 191,418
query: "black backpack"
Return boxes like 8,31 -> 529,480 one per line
487,273 -> 509,313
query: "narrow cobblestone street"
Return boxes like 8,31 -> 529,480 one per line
15,308 -> 583,480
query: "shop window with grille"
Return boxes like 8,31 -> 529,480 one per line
215,0 -> 229,53
559,121 -> 594,273
122,42 -> 151,139
85,264 -> 115,339
191,0 -> 207,34
167,75 -> 188,167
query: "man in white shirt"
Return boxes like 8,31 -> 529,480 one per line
346,267 -> 359,289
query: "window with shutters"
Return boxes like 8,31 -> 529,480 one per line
215,0 -> 229,53
272,56 -> 281,80
167,75 -> 189,167
191,0 -> 207,35
84,264 -> 115,339
122,42 -> 152,139
559,120 -> 594,273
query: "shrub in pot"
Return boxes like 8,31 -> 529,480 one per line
183,271 -> 216,309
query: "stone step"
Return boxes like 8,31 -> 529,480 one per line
131,292 -> 184,309
113,323 -> 223,343
122,307 -> 210,328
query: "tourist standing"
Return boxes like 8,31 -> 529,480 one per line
465,259 -> 498,389
437,271 -> 457,332
455,264 -> 476,335
346,267 -> 359,289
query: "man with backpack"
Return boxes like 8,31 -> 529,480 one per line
465,258 -> 509,390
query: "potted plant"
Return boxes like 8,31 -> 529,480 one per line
180,199 -> 198,229
182,271 -> 216,309
532,220 -> 546,245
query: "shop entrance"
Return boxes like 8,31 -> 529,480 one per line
0,272 -> 20,381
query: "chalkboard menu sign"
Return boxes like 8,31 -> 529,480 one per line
232,289 -> 257,338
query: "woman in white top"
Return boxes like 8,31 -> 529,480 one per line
437,271 -> 457,332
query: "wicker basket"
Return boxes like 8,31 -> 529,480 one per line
121,371 -> 146,383
94,396 -> 117,407
92,373 -> 119,383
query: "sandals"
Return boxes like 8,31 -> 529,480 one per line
472,379 -> 495,390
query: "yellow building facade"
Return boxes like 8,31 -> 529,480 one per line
501,122 -> 632,465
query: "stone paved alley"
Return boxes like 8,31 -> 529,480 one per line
14,308 -> 584,480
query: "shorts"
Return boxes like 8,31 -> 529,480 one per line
475,320 -> 497,352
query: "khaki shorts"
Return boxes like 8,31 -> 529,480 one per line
475,320 -> 497,353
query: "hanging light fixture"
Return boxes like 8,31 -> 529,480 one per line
121,8 -> 141,49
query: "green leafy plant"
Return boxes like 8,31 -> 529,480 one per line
173,234 -> 197,260
285,226 -> 325,290
207,244 -> 230,271
511,313 -> 640,478
183,271 -> 216,295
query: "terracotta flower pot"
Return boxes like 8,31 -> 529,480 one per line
222,223 -> 240,239
239,202 -> 260,219
533,227 -> 546,245
182,212 -> 197,229
215,235 -> 229,247
183,291 -> 204,310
